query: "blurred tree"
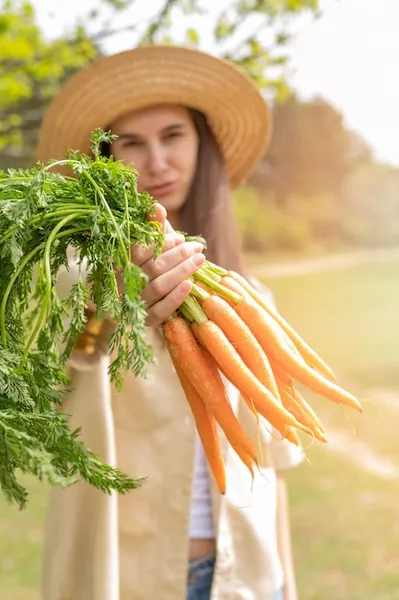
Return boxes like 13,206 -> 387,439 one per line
341,162 -> 399,246
0,0 -> 320,166
0,0 -> 140,167
254,94 -> 373,205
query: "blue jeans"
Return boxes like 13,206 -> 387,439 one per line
187,555 -> 284,600
187,555 -> 215,600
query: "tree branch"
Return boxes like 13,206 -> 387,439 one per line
224,13 -> 274,59
138,0 -> 179,45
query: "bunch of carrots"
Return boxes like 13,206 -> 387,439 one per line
2,130 -> 362,506
162,260 -> 362,495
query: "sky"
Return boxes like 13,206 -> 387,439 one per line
30,0 -> 398,166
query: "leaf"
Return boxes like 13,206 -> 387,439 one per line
247,39 -> 263,55
124,262 -> 148,305
186,27 -> 199,46
276,31 -> 290,45
214,15 -> 235,41
101,0 -> 134,8
180,0 -> 204,15
272,54 -> 289,66
159,35 -> 173,45
272,76 -> 292,103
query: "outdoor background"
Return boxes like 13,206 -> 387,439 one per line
1,1 -> 398,599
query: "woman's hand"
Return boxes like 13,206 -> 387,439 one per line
130,204 -> 205,327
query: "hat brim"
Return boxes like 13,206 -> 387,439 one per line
37,45 -> 272,187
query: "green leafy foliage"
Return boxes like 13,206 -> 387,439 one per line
0,129 -> 164,508
0,0 -> 98,156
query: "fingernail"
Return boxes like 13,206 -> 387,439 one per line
191,253 -> 205,266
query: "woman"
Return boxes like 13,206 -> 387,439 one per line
37,45 -> 303,600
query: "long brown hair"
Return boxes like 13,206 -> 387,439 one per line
183,110 -> 244,274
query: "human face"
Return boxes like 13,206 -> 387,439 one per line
110,105 -> 199,218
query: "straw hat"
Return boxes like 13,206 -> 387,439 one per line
37,45 -> 272,187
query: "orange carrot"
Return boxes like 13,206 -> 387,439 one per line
220,275 -> 306,359
241,392 -> 301,450
195,280 -> 215,295
284,427 -> 302,446
199,293 -> 280,400
227,270 -> 336,382
169,351 -> 226,494
208,273 -> 302,360
190,319 -> 313,437
275,379 -> 327,443
162,316 -> 257,477
291,386 -> 327,440
269,359 -> 327,441
268,357 -> 292,386
199,345 -> 257,476
220,277 -> 362,413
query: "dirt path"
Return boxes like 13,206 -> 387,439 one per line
250,247 -> 399,278
321,387 -> 399,479
325,428 -> 399,479
363,388 -> 399,411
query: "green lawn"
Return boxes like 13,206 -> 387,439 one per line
0,476 -> 49,600
0,256 -> 398,599
261,258 -> 399,600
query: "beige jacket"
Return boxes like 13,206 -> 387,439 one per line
41,253 -> 304,600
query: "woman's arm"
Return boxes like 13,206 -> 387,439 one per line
276,473 -> 298,600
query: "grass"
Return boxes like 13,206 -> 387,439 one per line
260,257 -> 399,600
0,477 -> 49,599
0,253 -> 398,599
288,449 -> 399,600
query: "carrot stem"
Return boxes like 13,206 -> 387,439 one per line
181,295 -> 208,325
179,303 -> 194,323
164,311 -> 178,323
191,283 -> 210,303
204,260 -> 227,277
180,233 -> 207,248
194,269 -> 242,304
201,264 -> 223,281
